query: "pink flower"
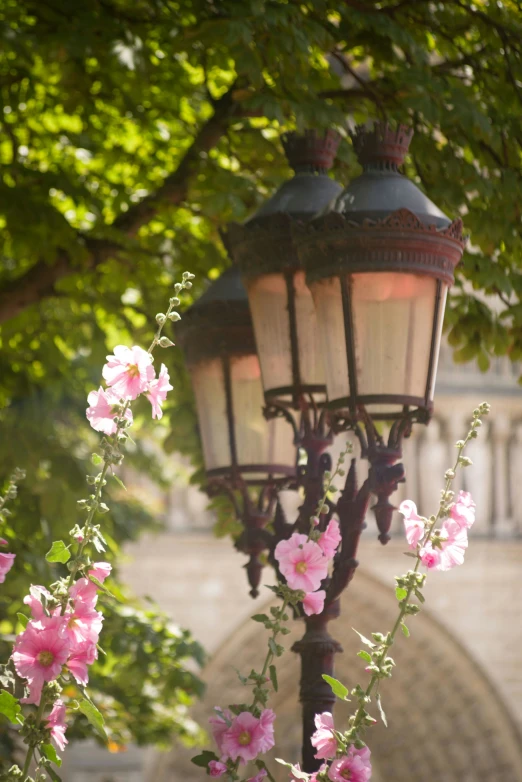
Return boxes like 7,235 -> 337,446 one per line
24,585 -> 53,622
328,752 -> 372,782
318,520 -> 342,560
310,712 -> 337,760
102,345 -> 155,400
221,709 -> 275,764
12,617 -> 70,704
419,542 -> 441,569
275,533 -> 328,592
0,552 -> 16,583
69,577 -> 97,609
310,764 -> 328,782
63,603 -> 103,647
450,491 -> 475,530
209,708 -> 233,756
67,641 -> 97,686
303,590 -> 326,617
420,519 -> 469,572
399,500 -> 425,549
0,538 -> 8,545
208,761 -> 227,778
146,364 -> 173,420
89,562 -> 112,583
247,769 -> 267,782
86,387 -> 133,436
46,699 -> 68,752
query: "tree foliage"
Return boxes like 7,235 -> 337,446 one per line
0,0 -> 522,756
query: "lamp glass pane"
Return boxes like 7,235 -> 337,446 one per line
294,270 -> 326,394
427,283 -> 448,400
246,274 -> 292,394
309,276 -> 350,402
190,358 -> 229,471
231,354 -> 296,478
351,272 -> 437,400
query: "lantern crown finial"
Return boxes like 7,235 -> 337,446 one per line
282,129 -> 341,173
352,122 -> 413,168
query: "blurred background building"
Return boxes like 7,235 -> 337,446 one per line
61,342 -> 522,781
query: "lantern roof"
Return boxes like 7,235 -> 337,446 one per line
326,123 -> 449,228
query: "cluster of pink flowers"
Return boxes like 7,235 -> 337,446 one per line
274,519 -> 341,616
400,490 -> 476,571
12,562 -> 111,749
0,537 -> 15,583
208,707 -> 276,775
298,712 -> 372,781
87,345 -> 173,434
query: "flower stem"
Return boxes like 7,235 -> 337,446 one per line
21,695 -> 47,781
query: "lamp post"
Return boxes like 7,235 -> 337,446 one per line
181,123 -> 465,772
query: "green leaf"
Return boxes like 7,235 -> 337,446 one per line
357,650 -> 372,663
251,613 -> 270,624
88,576 -> 118,601
353,629 -> 376,648
0,691 -> 23,724
376,693 -> 388,728
46,768 -> 62,782
91,453 -> 103,465
42,743 -> 62,767
275,760 -> 308,780
78,699 -> 107,741
16,613 -> 29,629
112,474 -> 127,491
395,587 -> 408,601
401,623 -> 410,638
45,540 -> 71,564
322,674 -> 349,701
191,750 -> 218,768
269,664 -> 278,692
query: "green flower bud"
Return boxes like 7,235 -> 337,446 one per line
155,313 -> 166,325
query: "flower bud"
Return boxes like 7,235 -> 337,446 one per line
169,296 -> 180,306
159,336 -> 175,348
155,313 -> 166,325
168,311 -> 181,321
184,281 -> 193,289
445,469 -> 455,480
174,282 -> 182,293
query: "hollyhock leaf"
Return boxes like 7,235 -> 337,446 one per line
46,768 -> 62,782
376,693 -> 388,728
358,650 -> 372,663
46,541 -> 71,564
42,743 -> 62,767
353,629 -> 376,649
251,613 -> 270,625
322,674 -> 349,700
395,587 -> 408,601
16,613 -> 29,629
269,664 -> 278,693
276,761 -> 308,780
401,623 -> 410,637
191,750 -> 218,768
78,699 -> 107,740
112,474 -> 127,491
91,453 -> 103,466
0,691 -> 23,724
88,576 -> 118,601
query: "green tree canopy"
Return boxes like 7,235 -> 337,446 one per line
1,0 -> 522,756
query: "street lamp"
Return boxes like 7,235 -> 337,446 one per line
176,266 -> 297,597
184,123 -> 465,772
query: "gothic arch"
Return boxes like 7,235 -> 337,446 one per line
155,568 -> 522,782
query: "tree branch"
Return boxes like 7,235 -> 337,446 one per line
0,87 -> 238,325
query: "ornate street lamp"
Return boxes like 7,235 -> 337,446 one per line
176,266 -> 297,596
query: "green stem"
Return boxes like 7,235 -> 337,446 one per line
21,696 -> 47,781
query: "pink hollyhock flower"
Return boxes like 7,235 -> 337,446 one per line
247,769 -> 267,782
63,603 -> 103,647
69,577 -> 97,609
86,387 -> 133,436
419,541 -> 441,569
310,712 -> 337,760
421,520 -> 468,572
0,538 -> 8,545
209,708 -> 234,756
146,363 -> 173,420
102,345 -> 155,400
318,520 -> 342,560
275,533 -> 328,592
208,760 -> 227,778
0,552 -> 16,583
450,490 -> 475,530
12,617 -> 70,703
46,699 -> 68,752
399,500 -> 425,549
303,590 -> 326,617
328,752 -> 372,782
89,562 -> 112,583
67,641 -> 97,686
221,709 -> 275,764
24,585 -> 53,621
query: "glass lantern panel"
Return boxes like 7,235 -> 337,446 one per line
293,270 -> 326,395
309,276 -> 350,402
231,354 -> 295,479
190,358 -> 229,472
246,274 -> 293,394
351,272 -> 437,402
427,283 -> 448,401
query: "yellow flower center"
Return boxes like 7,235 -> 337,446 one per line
37,650 -> 54,667
341,771 -> 352,780
295,561 -> 308,574
238,731 -> 251,746
127,363 -> 139,377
